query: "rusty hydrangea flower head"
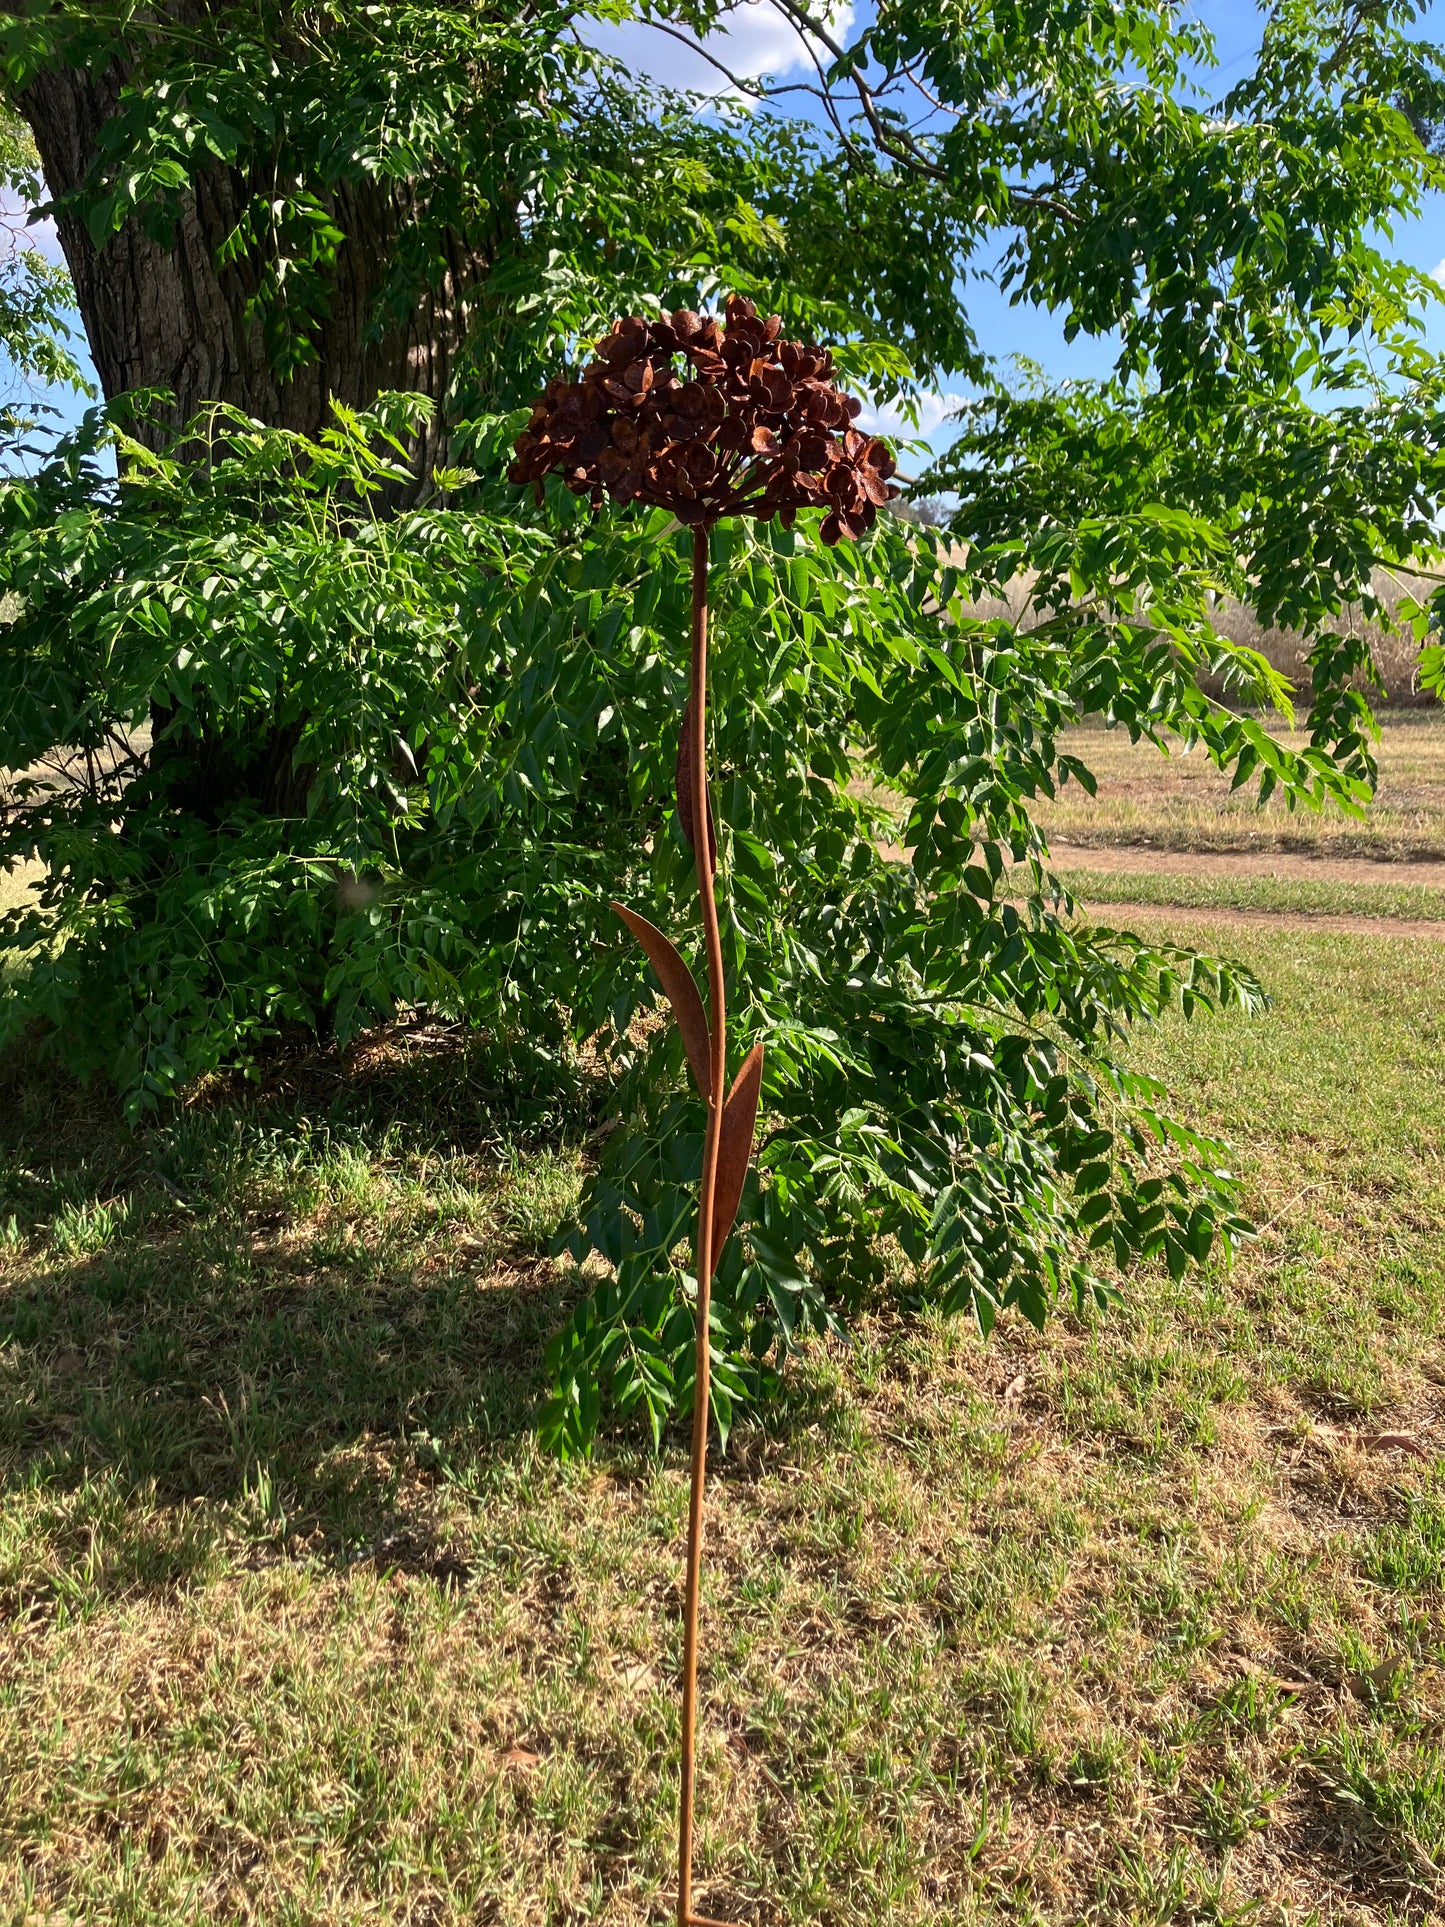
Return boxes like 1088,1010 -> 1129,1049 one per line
508,294 -> 899,545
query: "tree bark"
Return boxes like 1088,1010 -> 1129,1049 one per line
15,16 -> 494,819
17,45 -> 484,476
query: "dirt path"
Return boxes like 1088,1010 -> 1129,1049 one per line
1080,900 -> 1445,941
1045,842 -> 1445,887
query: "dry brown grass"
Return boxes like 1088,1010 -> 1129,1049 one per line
960,565 -> 1437,707
0,856 -> 42,915
1030,709 -> 1445,861
1205,569 -> 1436,708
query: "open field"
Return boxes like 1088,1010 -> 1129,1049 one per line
0,857 -> 43,917
2,897 -> 1444,1922
1031,710 -> 1445,861
960,568 -> 1436,712
0,860 -> 49,993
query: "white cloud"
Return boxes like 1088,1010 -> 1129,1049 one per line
856,391 -> 967,443
0,188 -> 64,266
588,2 -> 854,99
1432,258 -> 1445,286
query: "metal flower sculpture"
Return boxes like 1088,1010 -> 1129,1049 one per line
510,294 -> 897,1927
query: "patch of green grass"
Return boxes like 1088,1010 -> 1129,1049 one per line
1011,864 -> 1445,921
1358,1495 -> 1445,1594
1316,1723 -> 1445,1888
1,929 -> 1444,1922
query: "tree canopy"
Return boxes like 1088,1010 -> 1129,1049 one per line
1,1 -> 1443,1449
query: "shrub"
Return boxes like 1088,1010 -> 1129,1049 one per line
0,394 -> 1329,1451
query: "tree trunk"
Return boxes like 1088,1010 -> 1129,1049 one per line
16,24 -> 492,820
18,50 -> 483,476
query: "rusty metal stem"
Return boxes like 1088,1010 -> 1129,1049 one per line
678,522 -> 726,1927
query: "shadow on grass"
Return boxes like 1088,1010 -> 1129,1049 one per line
0,1019 -> 863,1622
0,1025 -> 593,1583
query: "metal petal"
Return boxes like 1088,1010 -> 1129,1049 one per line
708,1041 -> 764,1276
609,902 -> 712,1101
508,294 -> 894,542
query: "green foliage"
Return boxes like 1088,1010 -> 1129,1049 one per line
3,1 -> 1445,1450
0,394 -> 1284,1454
0,109 -> 87,405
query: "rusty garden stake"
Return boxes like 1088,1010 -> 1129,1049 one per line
510,295 -> 897,1925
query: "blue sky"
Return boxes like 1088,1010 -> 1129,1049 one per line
597,0 -> 1445,452
10,1 -> 1445,453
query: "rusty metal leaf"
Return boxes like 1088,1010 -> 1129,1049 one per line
610,902 -> 712,1101
708,1041 -> 763,1276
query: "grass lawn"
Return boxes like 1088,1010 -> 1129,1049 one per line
1011,867 -> 1445,924
2,912 -> 1444,1923
1029,709 -> 1445,860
